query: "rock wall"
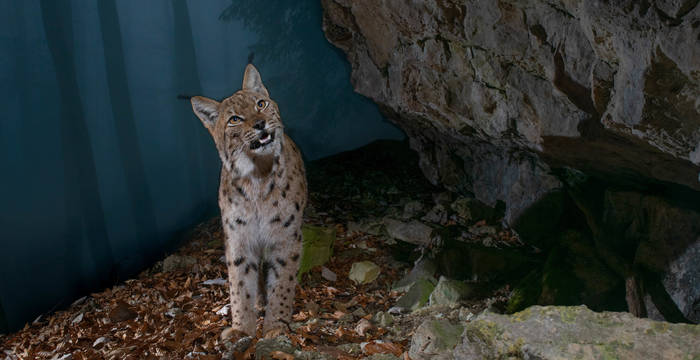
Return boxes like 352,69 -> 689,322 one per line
321,0 -> 700,223
321,0 -> 700,322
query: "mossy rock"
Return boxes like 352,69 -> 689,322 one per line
454,306 -> 700,359
298,225 -> 336,277
409,318 -> 465,360
396,278 -> 436,311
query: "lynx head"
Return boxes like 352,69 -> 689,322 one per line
191,64 -> 283,175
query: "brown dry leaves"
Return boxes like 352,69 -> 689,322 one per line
1,218 -> 409,359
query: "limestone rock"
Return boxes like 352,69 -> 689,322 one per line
348,261 -> 380,285
321,266 -> 337,282
392,258 -> 437,292
455,306 -> 700,359
396,278 -> 436,311
321,0 -> 700,225
299,225 -> 336,276
383,218 -> 433,246
409,318 -> 464,360
429,277 -> 472,306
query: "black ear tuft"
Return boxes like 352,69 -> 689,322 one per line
247,52 -> 255,64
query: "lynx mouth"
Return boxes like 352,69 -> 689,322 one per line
250,130 -> 275,150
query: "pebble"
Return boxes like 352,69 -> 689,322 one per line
321,267 -> 337,282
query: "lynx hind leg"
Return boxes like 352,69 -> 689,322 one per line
226,250 -> 259,337
262,240 -> 302,335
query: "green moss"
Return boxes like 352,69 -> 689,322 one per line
651,321 -> 670,334
467,320 -> 503,346
560,306 -> 580,323
507,270 -> 542,314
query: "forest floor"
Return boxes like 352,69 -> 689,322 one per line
0,140 -> 519,360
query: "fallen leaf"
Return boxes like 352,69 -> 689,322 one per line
363,341 -> 404,357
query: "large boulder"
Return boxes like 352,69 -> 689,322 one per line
452,306 -> 700,359
321,0 -> 700,224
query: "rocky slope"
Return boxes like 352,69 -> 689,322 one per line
321,0 -> 700,323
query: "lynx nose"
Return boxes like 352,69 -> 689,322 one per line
253,119 -> 266,130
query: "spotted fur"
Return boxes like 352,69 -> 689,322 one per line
190,64 -> 307,336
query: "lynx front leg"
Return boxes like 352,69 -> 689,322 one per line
225,244 -> 259,337
262,235 -> 302,335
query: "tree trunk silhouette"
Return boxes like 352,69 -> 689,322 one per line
172,0 -> 210,214
97,1 -> 159,261
40,0 -> 115,292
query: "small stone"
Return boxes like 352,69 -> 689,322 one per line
292,350 -> 335,360
202,278 -> 227,286
71,313 -> 83,325
396,278 -> 436,311
352,307 -> 367,318
222,335 -> 254,359
468,224 -> 497,236
355,318 -> 374,336
393,258 -> 437,292
347,218 -> 384,235
336,343 -> 362,355
216,304 -> 231,316
384,218 -> 433,246
255,335 -> 296,360
429,276 -> 472,306
364,354 -> 400,360
458,308 -> 474,322
422,204 -> 448,224
402,201 -> 424,219
387,306 -> 408,315
373,311 -> 394,327
321,267 -> 337,282
165,307 -> 183,318
339,312 -> 355,324
162,254 -> 197,273
348,261 -> 381,285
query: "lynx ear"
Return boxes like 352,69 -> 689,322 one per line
191,96 -> 220,130
242,64 -> 270,97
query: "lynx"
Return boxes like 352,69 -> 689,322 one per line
190,64 -> 307,338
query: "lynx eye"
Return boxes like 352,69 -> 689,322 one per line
257,99 -> 267,109
227,115 -> 243,126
